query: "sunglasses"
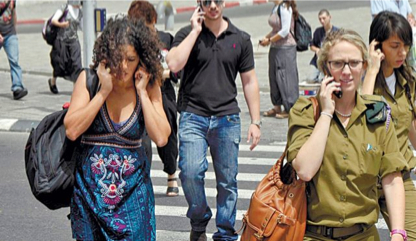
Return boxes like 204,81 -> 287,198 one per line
201,0 -> 224,7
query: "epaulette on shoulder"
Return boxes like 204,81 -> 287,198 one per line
361,95 -> 388,124
361,94 -> 387,104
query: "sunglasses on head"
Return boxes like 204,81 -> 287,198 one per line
201,0 -> 224,7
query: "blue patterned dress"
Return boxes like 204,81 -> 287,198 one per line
70,95 -> 156,241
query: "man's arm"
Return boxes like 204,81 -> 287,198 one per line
310,45 -> 320,55
240,69 -> 261,150
166,8 -> 203,73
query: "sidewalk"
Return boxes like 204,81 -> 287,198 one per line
0,1 -> 376,144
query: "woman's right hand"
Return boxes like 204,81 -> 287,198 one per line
319,75 -> 339,114
97,62 -> 113,95
259,37 -> 270,47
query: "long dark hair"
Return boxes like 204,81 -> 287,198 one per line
369,11 -> 415,86
282,0 -> 298,20
91,15 -> 162,86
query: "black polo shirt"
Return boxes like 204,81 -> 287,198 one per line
172,17 -> 255,117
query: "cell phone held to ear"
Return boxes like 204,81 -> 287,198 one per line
196,3 -> 203,23
324,64 -> 342,99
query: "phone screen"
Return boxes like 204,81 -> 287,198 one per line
324,64 -> 342,99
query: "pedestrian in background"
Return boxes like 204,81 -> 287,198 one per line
363,11 -> 416,240
260,0 -> 299,119
128,0 -> 180,197
64,16 -> 170,240
0,0 -> 27,100
166,0 -> 261,240
288,29 -> 408,241
304,9 -> 338,84
371,0 -> 416,24
48,0 -> 82,94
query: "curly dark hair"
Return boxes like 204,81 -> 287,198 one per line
91,15 -> 163,86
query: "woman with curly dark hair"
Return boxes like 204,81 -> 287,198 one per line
63,16 -> 170,240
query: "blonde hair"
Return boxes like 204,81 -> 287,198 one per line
317,29 -> 368,73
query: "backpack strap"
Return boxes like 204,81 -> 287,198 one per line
59,4 -> 69,21
276,3 -> 296,40
0,0 -> 11,17
84,68 -> 100,100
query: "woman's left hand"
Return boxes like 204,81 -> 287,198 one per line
368,40 -> 385,72
134,64 -> 151,93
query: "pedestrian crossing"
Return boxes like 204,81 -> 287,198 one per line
150,143 -> 413,241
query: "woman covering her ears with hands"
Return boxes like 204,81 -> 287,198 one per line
63,16 -> 170,240
362,10 -> 416,241
287,29 -> 408,240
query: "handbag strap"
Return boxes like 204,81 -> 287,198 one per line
274,97 -> 319,186
0,0 -> 11,18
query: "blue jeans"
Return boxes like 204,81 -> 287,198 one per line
178,112 -> 241,241
0,34 -> 24,91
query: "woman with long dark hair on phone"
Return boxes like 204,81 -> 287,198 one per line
63,16 -> 170,240
362,10 -> 416,240
260,0 -> 299,119
287,29 -> 407,240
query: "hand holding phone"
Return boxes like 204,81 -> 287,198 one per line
324,64 -> 342,99
197,3 -> 204,23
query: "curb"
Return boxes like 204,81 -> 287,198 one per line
0,119 -> 39,133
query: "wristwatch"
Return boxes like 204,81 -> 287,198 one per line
390,229 -> 407,241
251,120 -> 262,129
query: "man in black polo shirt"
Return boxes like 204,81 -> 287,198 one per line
166,0 -> 261,240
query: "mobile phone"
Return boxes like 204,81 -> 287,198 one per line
324,64 -> 342,99
197,2 -> 203,23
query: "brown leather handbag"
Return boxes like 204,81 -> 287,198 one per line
239,97 -> 319,241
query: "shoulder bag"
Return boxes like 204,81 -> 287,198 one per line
239,97 -> 319,241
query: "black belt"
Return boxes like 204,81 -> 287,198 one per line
403,171 -> 411,180
306,224 -> 365,240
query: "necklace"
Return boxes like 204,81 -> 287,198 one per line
335,109 -> 352,118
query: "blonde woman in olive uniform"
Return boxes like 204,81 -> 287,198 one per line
287,29 -> 408,240
363,11 -> 416,240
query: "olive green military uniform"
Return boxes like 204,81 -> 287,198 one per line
287,95 -> 408,240
373,71 -> 416,240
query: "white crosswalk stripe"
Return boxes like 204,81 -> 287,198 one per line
152,143 -> 409,240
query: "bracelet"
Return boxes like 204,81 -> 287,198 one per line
390,229 -> 407,241
268,37 -> 271,42
320,112 -> 333,119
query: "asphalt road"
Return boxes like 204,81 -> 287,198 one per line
0,131 -> 394,241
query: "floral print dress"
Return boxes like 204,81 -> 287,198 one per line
70,95 -> 155,241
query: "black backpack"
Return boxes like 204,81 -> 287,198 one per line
42,5 -> 69,46
278,4 -> 312,52
24,69 -> 99,210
